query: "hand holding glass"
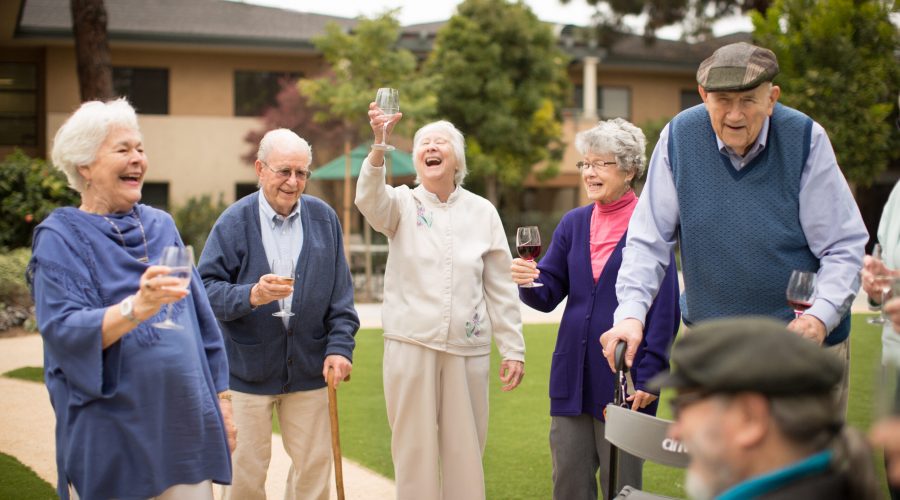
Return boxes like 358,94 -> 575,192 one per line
516,226 -> 543,288
373,88 -> 399,151
868,243 -> 892,325
152,245 -> 194,330
272,258 -> 295,318
785,270 -> 816,319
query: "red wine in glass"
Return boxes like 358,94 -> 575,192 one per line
786,300 -> 812,313
516,226 -> 543,288
516,244 -> 542,261
785,270 -> 816,318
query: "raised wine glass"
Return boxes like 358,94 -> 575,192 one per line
272,257 -> 295,318
372,87 -> 399,151
516,226 -> 543,288
152,245 -> 194,330
868,243 -> 891,325
785,270 -> 816,319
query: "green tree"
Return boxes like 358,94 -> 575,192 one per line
425,0 -> 570,205
562,0 -> 772,41
172,194 -> 228,259
0,150 -> 79,251
752,0 -> 900,188
299,12 -> 435,143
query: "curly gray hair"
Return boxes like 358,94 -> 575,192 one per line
412,120 -> 467,186
574,118 -> 647,180
51,98 -> 141,193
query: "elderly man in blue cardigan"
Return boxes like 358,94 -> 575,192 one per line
198,128 -> 358,500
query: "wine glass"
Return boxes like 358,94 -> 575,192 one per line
152,245 -> 194,330
373,87 -> 399,151
868,243 -> 891,325
272,258 -> 295,318
785,270 -> 816,319
516,226 -> 543,288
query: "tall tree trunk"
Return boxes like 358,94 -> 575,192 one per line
71,0 -> 113,102
485,174 -> 499,206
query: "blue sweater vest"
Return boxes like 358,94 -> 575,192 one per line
669,103 -> 849,345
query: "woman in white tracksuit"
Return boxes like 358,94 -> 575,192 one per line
355,102 -> 526,500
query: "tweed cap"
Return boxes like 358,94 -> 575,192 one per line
650,316 -> 841,396
697,42 -> 779,92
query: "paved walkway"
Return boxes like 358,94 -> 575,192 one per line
0,293 -> 872,497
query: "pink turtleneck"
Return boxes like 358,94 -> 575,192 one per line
590,190 -> 638,283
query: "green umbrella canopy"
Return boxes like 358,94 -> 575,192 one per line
312,145 -> 416,180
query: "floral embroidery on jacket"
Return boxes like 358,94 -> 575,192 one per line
465,311 -> 483,338
414,197 -> 433,228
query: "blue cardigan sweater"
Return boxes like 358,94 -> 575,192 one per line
520,204 -> 680,420
198,192 -> 359,395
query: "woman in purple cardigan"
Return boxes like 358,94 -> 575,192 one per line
511,118 -> 680,500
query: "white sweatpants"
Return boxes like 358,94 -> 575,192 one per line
383,339 -> 490,500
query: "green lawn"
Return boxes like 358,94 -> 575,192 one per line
3,366 -> 44,383
0,452 -> 56,499
1,314 -> 887,498
334,315 -> 887,499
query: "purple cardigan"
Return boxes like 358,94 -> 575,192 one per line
520,204 -> 680,420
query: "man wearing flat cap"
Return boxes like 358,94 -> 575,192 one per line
601,42 -> 867,415
655,317 -> 879,499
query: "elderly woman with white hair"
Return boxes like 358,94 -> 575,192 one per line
510,118 -> 680,500
355,102 -> 525,499
27,98 -> 235,500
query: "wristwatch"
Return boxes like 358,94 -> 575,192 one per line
120,295 -> 139,323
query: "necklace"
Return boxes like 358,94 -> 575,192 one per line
101,209 -> 150,263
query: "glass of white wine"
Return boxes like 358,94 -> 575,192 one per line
373,87 -> 399,151
152,245 -> 194,330
272,258 -> 295,318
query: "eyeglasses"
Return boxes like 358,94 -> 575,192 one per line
575,160 -> 618,172
261,161 -> 311,181
668,390 -> 713,419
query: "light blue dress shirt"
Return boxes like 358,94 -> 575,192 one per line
614,116 -> 868,332
258,194 -> 304,327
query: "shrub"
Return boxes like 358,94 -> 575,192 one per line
0,150 -> 79,251
0,248 -> 35,332
172,194 -> 228,258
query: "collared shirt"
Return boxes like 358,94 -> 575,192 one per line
258,193 -> 304,327
614,116 -> 867,332
716,450 -> 832,499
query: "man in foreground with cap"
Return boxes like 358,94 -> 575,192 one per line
601,42 -> 867,415
655,317 -> 879,499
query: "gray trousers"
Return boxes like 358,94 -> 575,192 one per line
550,414 -> 643,500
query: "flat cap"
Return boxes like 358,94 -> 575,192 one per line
650,316 -> 841,396
696,42 -> 779,92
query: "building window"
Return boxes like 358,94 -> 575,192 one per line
0,62 -> 38,146
234,70 -> 303,117
599,87 -> 630,120
141,182 -> 170,212
680,89 -> 703,110
113,67 -> 169,115
236,183 -> 257,200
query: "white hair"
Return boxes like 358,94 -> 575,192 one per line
51,98 -> 140,193
257,128 -> 312,164
574,117 -> 647,179
412,120 -> 467,186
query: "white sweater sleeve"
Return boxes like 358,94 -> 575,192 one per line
354,158 -> 404,238
482,208 -> 525,362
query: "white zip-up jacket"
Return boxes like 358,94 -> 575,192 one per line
355,160 -> 525,361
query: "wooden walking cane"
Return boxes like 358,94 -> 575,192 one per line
327,367 -> 346,500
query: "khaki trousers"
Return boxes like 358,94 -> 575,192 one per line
223,389 -> 332,500
383,339 -> 490,500
825,338 -> 850,418
71,480 -> 213,500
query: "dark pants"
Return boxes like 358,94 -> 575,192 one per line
550,414 -> 643,500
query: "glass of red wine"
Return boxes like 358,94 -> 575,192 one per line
516,226 -> 543,288
786,270 -> 816,319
